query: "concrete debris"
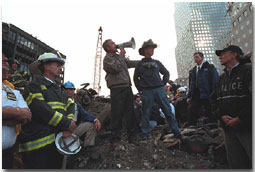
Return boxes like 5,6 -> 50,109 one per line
66,97 -> 228,169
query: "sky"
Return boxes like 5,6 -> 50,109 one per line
2,0 -> 178,96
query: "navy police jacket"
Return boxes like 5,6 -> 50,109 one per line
210,63 -> 252,131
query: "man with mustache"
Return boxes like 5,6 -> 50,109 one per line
18,53 -> 77,169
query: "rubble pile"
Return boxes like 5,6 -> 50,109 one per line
67,98 -> 229,169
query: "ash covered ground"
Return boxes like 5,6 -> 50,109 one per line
66,98 -> 229,170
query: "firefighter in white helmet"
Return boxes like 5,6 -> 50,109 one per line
18,53 -> 77,169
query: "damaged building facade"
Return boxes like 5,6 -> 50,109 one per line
2,22 -> 66,83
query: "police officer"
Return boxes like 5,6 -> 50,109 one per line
2,48 -> 32,169
18,53 -> 77,169
211,45 -> 252,169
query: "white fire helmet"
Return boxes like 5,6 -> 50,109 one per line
38,53 -> 65,65
55,132 -> 81,155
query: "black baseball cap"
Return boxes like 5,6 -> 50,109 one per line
215,45 -> 244,56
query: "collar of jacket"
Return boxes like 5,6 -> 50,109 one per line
142,57 -> 153,61
223,63 -> 240,76
193,61 -> 210,71
201,61 -> 210,69
106,52 -> 118,57
35,75 -> 57,87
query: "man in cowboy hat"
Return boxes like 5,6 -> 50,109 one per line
134,39 -> 182,141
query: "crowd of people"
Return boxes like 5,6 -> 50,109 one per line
2,39 -> 252,169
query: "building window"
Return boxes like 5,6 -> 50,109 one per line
238,16 -> 242,22
8,31 -> 16,41
235,30 -> 239,35
246,20 -> 250,25
242,34 -> 246,38
243,10 -> 248,17
245,42 -> 248,47
240,25 -> 244,30
249,5 -> 253,11
248,29 -> 252,34
233,21 -> 237,27
237,38 -> 240,42
239,3 -> 243,8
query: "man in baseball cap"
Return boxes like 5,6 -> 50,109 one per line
215,45 -> 244,56
212,45 -> 252,168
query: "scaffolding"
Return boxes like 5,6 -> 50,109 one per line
93,26 -> 103,95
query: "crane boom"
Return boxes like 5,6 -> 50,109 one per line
93,26 -> 103,95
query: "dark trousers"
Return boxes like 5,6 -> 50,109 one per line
21,144 -> 63,169
188,90 -> 211,125
224,129 -> 252,169
110,86 -> 136,140
2,147 -> 14,169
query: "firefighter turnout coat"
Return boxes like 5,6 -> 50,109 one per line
8,70 -> 30,88
18,75 -> 75,153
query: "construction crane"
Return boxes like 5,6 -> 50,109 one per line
93,26 -> 103,95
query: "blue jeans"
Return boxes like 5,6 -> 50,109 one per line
141,87 -> 180,136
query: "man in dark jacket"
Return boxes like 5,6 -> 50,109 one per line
186,52 -> 219,126
211,45 -> 252,169
134,39 -> 182,141
103,39 -> 139,144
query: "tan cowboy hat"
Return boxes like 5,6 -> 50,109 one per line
138,39 -> 157,56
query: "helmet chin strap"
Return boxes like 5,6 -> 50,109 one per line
59,134 -> 80,153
